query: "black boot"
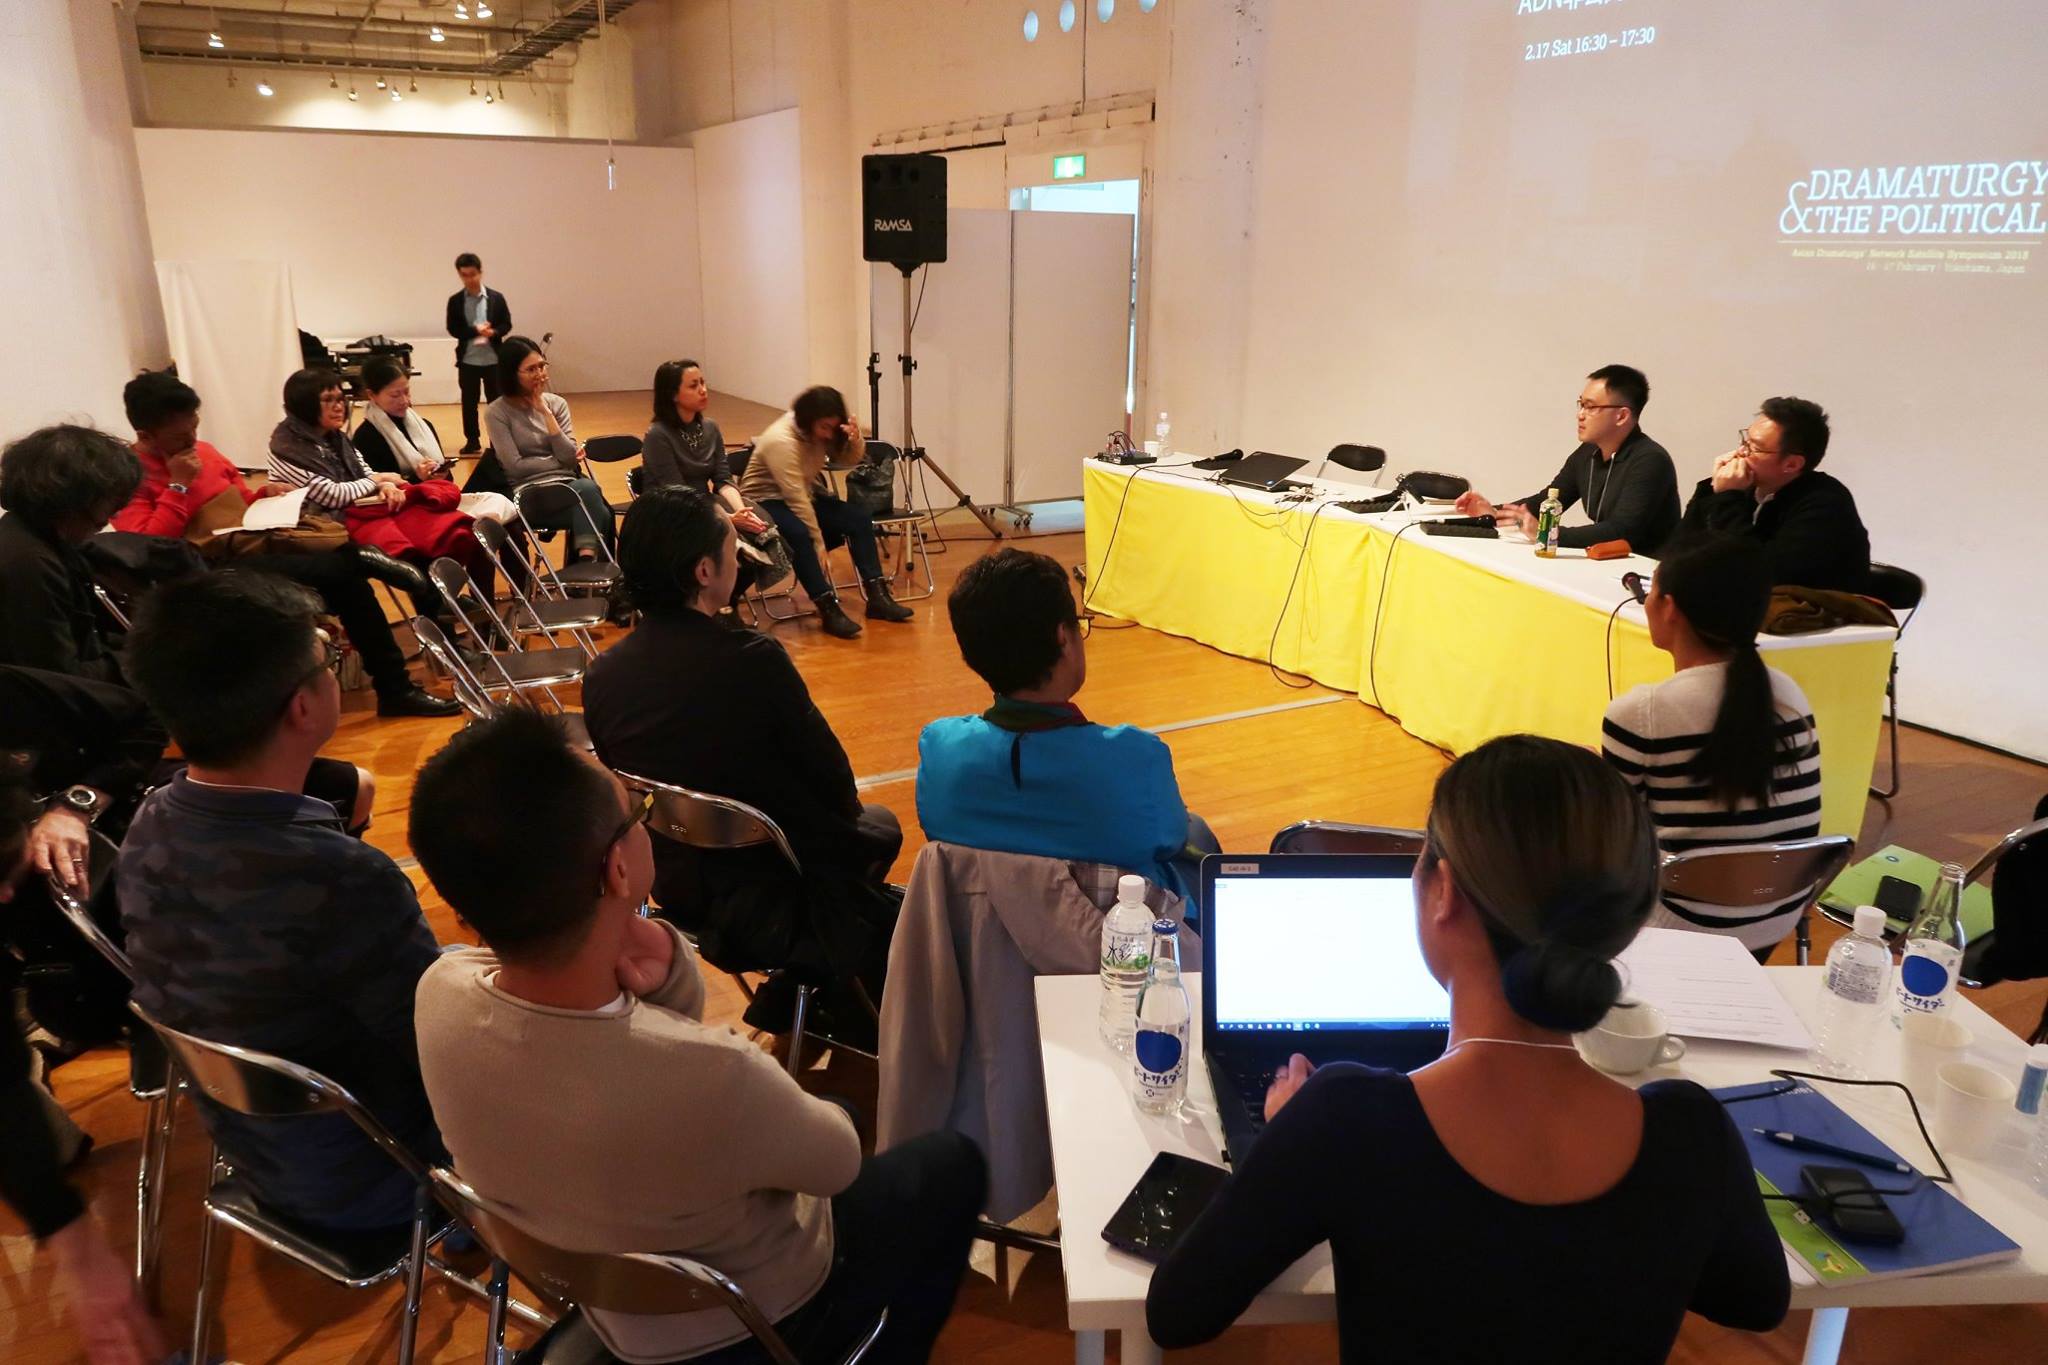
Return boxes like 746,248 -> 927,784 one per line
377,684 -> 463,718
353,545 -> 437,606
862,576 -> 914,623
817,595 -> 863,639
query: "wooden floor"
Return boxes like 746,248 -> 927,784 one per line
7,392 -> 2046,1363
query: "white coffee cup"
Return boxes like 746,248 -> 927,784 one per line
1900,1011 -> 1974,1101
1933,1061 -> 2017,1158
1575,1001 -> 1687,1075
1143,439 -> 1162,457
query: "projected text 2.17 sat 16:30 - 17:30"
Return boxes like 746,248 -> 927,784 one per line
1524,26 -> 1655,62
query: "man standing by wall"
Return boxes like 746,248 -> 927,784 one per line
445,253 -> 512,455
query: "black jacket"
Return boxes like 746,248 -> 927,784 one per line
444,287 -> 512,366
1516,429 -> 1680,554
582,612 -> 898,976
1677,468 -> 1871,592
0,665 -> 165,804
0,516 -> 120,683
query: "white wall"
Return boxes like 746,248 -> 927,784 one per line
692,108 -> 808,409
133,127 -> 701,415
0,0 -> 169,435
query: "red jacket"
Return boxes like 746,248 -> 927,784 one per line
115,440 -> 261,537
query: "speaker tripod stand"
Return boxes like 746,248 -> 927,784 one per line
888,264 -> 1005,541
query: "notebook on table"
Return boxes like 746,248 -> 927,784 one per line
1200,854 -> 1449,1164
1714,1079 -> 2021,1284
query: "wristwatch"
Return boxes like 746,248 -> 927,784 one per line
53,786 -> 106,824
167,482 -> 191,495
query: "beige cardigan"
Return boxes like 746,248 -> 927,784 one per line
876,843 -> 1198,1222
415,924 -> 861,1362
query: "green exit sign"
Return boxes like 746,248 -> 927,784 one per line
1052,154 -> 1087,180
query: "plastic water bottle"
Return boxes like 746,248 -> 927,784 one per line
1132,919 -> 1190,1115
1098,875 -> 1155,1053
1812,905 -> 1894,1078
1534,486 -> 1564,557
1153,411 -> 1172,457
1895,862 -> 1966,1025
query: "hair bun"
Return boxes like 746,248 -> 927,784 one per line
1500,938 -> 1623,1033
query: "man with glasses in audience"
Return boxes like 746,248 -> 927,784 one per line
1676,396 -> 1869,591
1455,364 -> 1681,554
118,572 -> 445,1236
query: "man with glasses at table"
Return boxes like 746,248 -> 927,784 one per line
1456,364 -> 1681,555
1676,396 -> 1870,592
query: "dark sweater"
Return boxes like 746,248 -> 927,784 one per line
118,774 -> 443,1228
0,515 -> 120,683
1147,1066 -> 1790,1363
1677,469 -> 1870,592
641,416 -> 731,493
1516,429 -> 1680,554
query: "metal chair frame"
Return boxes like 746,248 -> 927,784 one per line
428,1168 -> 886,1365
512,476 -> 621,602
45,833 -> 175,1299
126,1004 -> 547,1364
615,769 -> 878,1075
473,517 -> 604,655
1268,821 -> 1428,857
428,559 -> 588,713
411,616 -> 596,753
1865,562 -> 1924,800
1659,834 -> 1856,966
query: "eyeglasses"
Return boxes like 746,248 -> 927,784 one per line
280,628 -> 340,710
319,393 -> 349,408
1576,399 -> 1625,413
1736,430 -> 1786,457
606,789 -> 655,855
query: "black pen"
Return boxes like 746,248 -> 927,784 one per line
1754,1128 -> 1914,1176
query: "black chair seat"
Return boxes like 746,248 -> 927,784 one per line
583,435 -> 642,464
507,598 -> 606,633
1863,562 -> 1924,612
479,648 -> 587,690
205,1174 -> 451,1287
555,561 -> 621,588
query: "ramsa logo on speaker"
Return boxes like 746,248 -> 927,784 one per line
872,217 -> 915,232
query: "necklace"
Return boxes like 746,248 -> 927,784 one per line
1446,1036 -> 1580,1055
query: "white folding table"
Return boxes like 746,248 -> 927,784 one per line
1034,971 -> 2048,1365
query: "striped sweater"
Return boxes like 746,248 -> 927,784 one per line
1602,661 -> 1823,952
266,417 -> 379,509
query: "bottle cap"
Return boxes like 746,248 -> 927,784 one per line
1852,905 -> 1888,939
1117,874 -> 1147,905
1151,917 -> 1176,936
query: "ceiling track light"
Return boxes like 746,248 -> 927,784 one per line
391,87 -> 403,102
484,88 -> 494,103
375,73 -> 387,89
454,1 -> 469,16
208,30 -> 225,48
256,78 -> 273,97
409,75 -> 418,92
468,78 -> 477,95
497,80 -> 506,99
430,24 -> 445,42
329,71 -> 338,88
475,3 -> 492,19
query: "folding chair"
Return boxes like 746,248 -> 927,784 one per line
411,616 -> 595,754
473,518 -> 604,655
582,435 -> 643,520
512,477 -> 622,600
855,442 -> 936,603
1862,562 -> 1925,800
127,1004 -> 538,1365
1659,835 -> 1855,966
614,769 -> 878,1076
427,560 -> 588,712
428,1167 -> 886,1365
1268,821 -> 1427,857
45,832 -> 175,1299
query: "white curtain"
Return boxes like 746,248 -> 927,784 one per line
155,260 -> 301,471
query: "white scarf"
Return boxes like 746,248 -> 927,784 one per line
361,401 -> 445,477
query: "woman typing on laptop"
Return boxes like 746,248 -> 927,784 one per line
1145,736 -> 1789,1361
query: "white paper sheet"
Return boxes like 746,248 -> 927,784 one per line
1613,927 -> 1816,1051
229,486 -> 307,533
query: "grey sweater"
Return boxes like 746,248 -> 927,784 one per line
641,416 -> 730,493
484,392 -> 580,486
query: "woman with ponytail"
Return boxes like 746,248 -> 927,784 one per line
1603,533 -> 1823,956
1147,736 -> 1789,1362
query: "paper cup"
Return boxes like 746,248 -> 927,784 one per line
1143,440 -> 1162,457
1900,1011 -> 1973,1101
1933,1061 -> 2017,1158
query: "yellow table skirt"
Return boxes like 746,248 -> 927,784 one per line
1083,463 -> 1891,835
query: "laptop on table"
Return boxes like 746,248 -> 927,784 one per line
1201,854 -> 1450,1164
1216,451 -> 1308,492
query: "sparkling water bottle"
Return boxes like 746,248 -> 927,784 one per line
1132,919 -> 1190,1115
1153,411 -> 1172,456
1895,862 -> 1965,1025
1098,875 -> 1154,1053
1812,905 -> 1894,1078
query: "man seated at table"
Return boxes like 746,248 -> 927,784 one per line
119,571 -> 444,1233
1675,396 -> 1870,592
1455,364 -> 1680,554
410,710 -> 985,1365
735,385 -> 912,639
584,486 -> 902,1043
918,547 -> 1215,913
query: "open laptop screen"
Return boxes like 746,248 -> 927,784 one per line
1208,861 -> 1451,1032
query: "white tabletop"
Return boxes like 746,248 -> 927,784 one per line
1035,970 -> 2048,1336
1083,457 -> 1897,653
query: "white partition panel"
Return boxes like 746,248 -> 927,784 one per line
156,260 -> 301,471
695,108 -> 808,409
1009,212 -> 1135,503
869,209 -> 1012,510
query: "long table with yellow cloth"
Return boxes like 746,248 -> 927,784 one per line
1081,458 -> 1895,835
